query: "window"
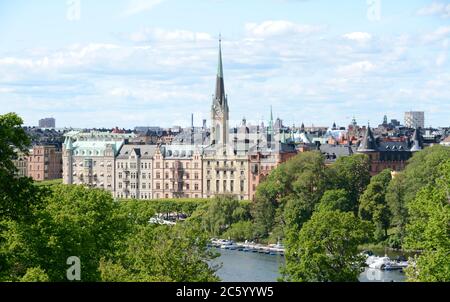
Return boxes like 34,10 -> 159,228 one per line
142,183 -> 146,189
207,180 -> 211,191
216,180 -> 220,192
240,180 -> 245,192
118,172 -> 122,179
156,183 -> 161,190
223,180 -> 227,192
195,183 -> 199,191
230,180 -> 234,192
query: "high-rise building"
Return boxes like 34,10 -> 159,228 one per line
39,118 -> 56,128
404,111 -> 425,129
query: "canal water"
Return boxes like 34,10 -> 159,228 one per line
211,249 -> 407,282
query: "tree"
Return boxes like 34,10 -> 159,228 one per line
254,152 -> 328,240
101,222 -> 219,282
386,174 -> 408,247
329,154 -> 371,214
0,113 -> 44,222
223,221 -> 255,242
20,267 -> 50,282
252,195 -> 276,239
191,196 -> 250,237
316,189 -> 353,213
358,169 -> 392,241
0,185 -> 128,281
384,145 -> 450,248
283,209 -> 373,282
404,160 -> 450,282
401,145 -> 450,204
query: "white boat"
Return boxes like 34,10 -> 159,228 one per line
368,256 -> 391,269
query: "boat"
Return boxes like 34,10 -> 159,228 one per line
219,240 -> 239,250
367,255 -> 409,271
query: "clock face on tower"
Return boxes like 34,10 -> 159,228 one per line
213,105 -> 223,118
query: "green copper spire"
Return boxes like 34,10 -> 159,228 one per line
214,35 -> 226,104
217,34 -> 223,79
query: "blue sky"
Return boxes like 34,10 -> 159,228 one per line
0,0 -> 449,128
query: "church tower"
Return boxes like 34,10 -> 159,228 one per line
211,36 -> 229,147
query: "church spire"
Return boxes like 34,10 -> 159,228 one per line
215,35 -> 226,105
357,124 -> 377,152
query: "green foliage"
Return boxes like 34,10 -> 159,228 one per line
405,250 -> 450,282
283,209 -> 373,282
316,189 -> 353,213
0,185 -> 219,282
20,267 -> 50,282
223,221 -> 255,242
0,185 -> 127,281
0,113 -> 44,222
122,198 -> 210,216
403,159 -> 450,282
254,152 -> 328,240
328,154 -> 371,214
190,195 -> 251,237
358,169 -> 392,241
101,222 -> 219,282
251,196 -> 276,238
402,145 -> 450,204
34,179 -> 63,187
385,146 -> 450,247
386,174 -> 408,244
0,113 -> 31,175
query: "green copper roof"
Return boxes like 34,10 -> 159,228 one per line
217,36 -> 223,79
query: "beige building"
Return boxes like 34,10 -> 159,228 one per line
63,131 -> 135,192
115,145 -> 157,199
203,145 -> 250,200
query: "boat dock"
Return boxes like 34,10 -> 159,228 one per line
210,239 -> 285,256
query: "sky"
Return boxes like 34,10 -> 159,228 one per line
0,0 -> 449,129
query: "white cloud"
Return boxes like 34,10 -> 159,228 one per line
423,26 -> 450,43
417,2 -> 450,18
0,87 -> 15,94
343,32 -> 372,43
0,43 -> 120,71
245,20 -> 324,39
129,28 -> 212,43
337,61 -> 376,77
124,0 -> 163,16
